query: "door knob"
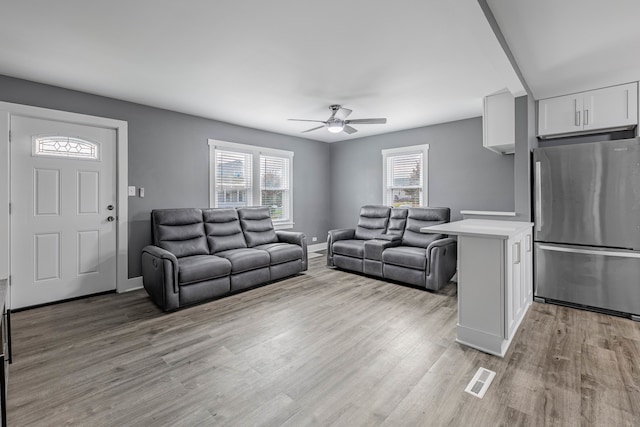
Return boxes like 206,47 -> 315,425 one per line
107,216 -> 115,222
107,205 -> 114,210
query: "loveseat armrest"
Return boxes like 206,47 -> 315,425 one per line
374,234 -> 402,242
276,230 -> 308,271
425,237 -> 457,291
364,238 -> 401,261
141,245 -> 180,311
326,229 -> 355,266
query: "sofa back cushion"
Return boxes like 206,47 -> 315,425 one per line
387,208 -> 408,236
354,205 -> 391,240
152,208 -> 208,258
202,208 -> 247,253
237,207 -> 278,247
401,207 -> 450,248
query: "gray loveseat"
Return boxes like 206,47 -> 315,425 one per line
142,206 -> 307,311
327,205 -> 457,291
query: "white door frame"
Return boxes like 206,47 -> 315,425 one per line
0,101 -> 133,295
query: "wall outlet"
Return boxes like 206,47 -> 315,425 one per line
312,237 -> 318,242
128,186 -> 136,196
139,187 -> 145,198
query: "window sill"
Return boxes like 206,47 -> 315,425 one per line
274,222 -> 294,230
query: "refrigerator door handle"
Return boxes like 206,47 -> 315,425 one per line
535,161 -> 542,232
538,245 -> 640,259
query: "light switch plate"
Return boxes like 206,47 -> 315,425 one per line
128,186 -> 136,196
139,187 -> 145,198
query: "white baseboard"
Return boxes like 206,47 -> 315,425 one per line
119,276 -> 143,293
308,242 -> 326,252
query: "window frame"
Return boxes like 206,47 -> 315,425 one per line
208,139 -> 294,229
381,144 -> 429,207
32,135 -> 101,161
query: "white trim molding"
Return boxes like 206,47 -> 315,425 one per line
208,139 -> 294,229
381,144 -> 430,207
307,242 -> 326,252
0,101 -> 130,295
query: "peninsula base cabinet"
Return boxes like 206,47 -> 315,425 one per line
455,227 -> 533,357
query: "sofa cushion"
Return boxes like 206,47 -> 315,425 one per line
382,246 -> 428,270
177,255 -> 232,285
387,208 -> 408,236
152,208 -> 209,258
254,243 -> 303,264
215,248 -> 271,273
203,208 -> 248,253
354,205 -> 391,240
237,207 -> 279,248
332,239 -> 366,258
401,207 -> 449,248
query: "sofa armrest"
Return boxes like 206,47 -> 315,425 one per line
328,228 -> 355,241
425,237 -> 457,291
326,229 -> 355,266
364,238 -> 401,261
141,245 -> 180,311
276,230 -> 308,271
374,234 -> 402,242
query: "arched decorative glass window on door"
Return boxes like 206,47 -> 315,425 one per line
33,136 -> 100,160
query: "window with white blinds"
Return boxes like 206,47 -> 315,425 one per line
260,154 -> 291,221
214,149 -> 253,208
382,144 -> 429,207
209,140 -> 294,228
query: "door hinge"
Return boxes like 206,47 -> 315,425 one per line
8,130 -> 11,142
8,203 -> 10,215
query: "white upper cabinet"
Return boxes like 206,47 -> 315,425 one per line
538,82 -> 638,138
483,91 -> 515,154
583,84 -> 638,131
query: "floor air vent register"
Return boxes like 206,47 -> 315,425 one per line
464,367 -> 496,399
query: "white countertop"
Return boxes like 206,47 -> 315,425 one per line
421,219 -> 533,239
460,210 -> 516,217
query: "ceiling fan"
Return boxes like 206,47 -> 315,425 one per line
289,105 -> 387,134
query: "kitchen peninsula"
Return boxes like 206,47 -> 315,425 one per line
422,219 -> 533,357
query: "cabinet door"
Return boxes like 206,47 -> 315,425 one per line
505,234 -> 523,339
522,232 -> 533,307
583,83 -> 638,131
483,92 -> 515,154
538,95 -> 582,137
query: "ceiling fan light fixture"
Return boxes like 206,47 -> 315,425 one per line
326,118 -> 344,133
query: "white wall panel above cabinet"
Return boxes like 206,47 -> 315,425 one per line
538,82 -> 638,139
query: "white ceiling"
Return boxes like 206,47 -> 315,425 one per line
0,0 -> 526,142
487,0 -> 640,100
4,1 -> 639,143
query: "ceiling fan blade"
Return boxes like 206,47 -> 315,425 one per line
345,118 -> 387,124
288,119 -> 326,123
302,125 -> 325,133
335,108 -> 353,120
343,125 -> 358,134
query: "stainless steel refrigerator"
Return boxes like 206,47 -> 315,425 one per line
533,137 -> 640,319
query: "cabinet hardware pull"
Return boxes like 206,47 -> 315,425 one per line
584,110 -> 589,125
575,110 -> 581,126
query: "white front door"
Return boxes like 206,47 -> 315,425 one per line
11,115 -> 117,309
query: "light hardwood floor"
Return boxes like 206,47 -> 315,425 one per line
7,255 -> 640,426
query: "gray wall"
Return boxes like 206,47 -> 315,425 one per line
513,95 -> 536,221
329,117 -> 515,229
0,75 -> 331,278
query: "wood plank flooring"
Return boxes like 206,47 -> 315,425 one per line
7,255 -> 640,426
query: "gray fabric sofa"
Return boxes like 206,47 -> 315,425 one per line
142,206 -> 307,311
327,205 -> 457,291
